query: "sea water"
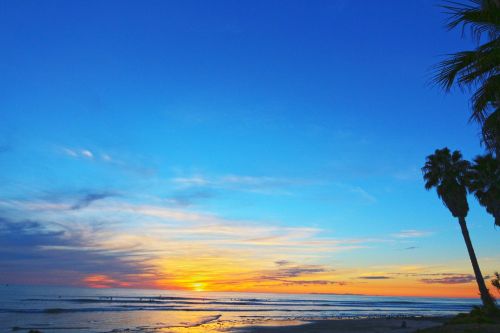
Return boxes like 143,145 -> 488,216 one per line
0,285 -> 480,332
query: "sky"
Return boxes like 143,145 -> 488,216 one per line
0,0 -> 499,298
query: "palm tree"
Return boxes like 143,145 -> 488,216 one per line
422,148 -> 495,308
433,0 -> 500,155
469,154 -> 500,226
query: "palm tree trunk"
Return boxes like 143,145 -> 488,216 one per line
458,217 -> 495,308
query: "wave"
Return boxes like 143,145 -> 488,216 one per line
0,305 -> 474,314
19,296 -> 475,310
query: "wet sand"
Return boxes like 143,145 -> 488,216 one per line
101,317 -> 447,333
230,317 -> 447,333
24,316 -> 500,333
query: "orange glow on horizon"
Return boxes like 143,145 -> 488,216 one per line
64,202 -> 497,301
81,272 -> 486,299
83,274 -> 131,289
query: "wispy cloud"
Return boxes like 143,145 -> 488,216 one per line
0,215 -> 145,286
0,194 -> 482,295
348,186 -> 377,203
0,195 -> 383,290
420,274 -> 475,285
259,265 -> 329,280
392,230 -> 433,238
358,275 -> 392,280
71,192 -> 115,210
165,190 -> 214,207
171,173 -> 309,195
60,146 -> 156,176
62,147 -> 95,159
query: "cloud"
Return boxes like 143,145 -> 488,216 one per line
280,279 -> 344,286
166,190 -> 214,207
82,274 -> 132,288
390,271 -> 477,285
268,266 -> 327,279
220,175 -> 293,188
1,195 -> 441,292
258,265 -> 331,282
420,274 -> 475,285
81,150 -> 93,158
403,246 -> 419,250
172,175 -> 210,187
275,260 -> 291,266
71,192 -> 115,210
358,276 -> 392,280
0,198 -> 350,290
332,183 -> 377,204
171,173 -> 306,195
60,147 -> 156,176
0,215 -> 146,286
206,263 -> 345,288
62,147 -> 95,159
392,230 -> 432,238
348,186 -> 377,203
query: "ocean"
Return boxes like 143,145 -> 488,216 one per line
0,285 -> 480,332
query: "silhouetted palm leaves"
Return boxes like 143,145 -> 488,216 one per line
482,108 -> 500,155
434,0 -> 500,154
444,0 -> 500,40
423,148 -> 471,217
469,154 -> 500,226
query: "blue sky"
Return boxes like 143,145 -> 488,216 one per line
0,1 -> 498,296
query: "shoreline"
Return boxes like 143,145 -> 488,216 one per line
12,315 -> 500,332
226,317 -> 448,333
227,315 -> 500,333
135,316 -> 451,333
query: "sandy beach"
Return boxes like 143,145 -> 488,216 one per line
228,317 -> 500,333
137,317 -> 450,333
229,317 -> 446,333
142,317 -> 448,333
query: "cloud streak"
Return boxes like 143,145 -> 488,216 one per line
358,276 -> 392,280
392,230 -> 433,238
171,173 -> 311,195
71,192 -> 115,210
420,274 -> 475,285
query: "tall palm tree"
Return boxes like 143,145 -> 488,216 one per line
469,154 -> 500,226
422,148 -> 495,308
433,0 -> 500,155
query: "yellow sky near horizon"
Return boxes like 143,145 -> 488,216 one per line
2,198 -> 497,299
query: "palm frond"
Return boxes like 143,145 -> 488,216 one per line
422,148 -> 471,217
469,153 -> 500,225
481,107 -> 500,153
433,51 -> 478,91
457,39 -> 500,85
433,39 -> 500,92
471,74 -> 500,122
443,0 -> 500,41
433,1 -> 500,126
